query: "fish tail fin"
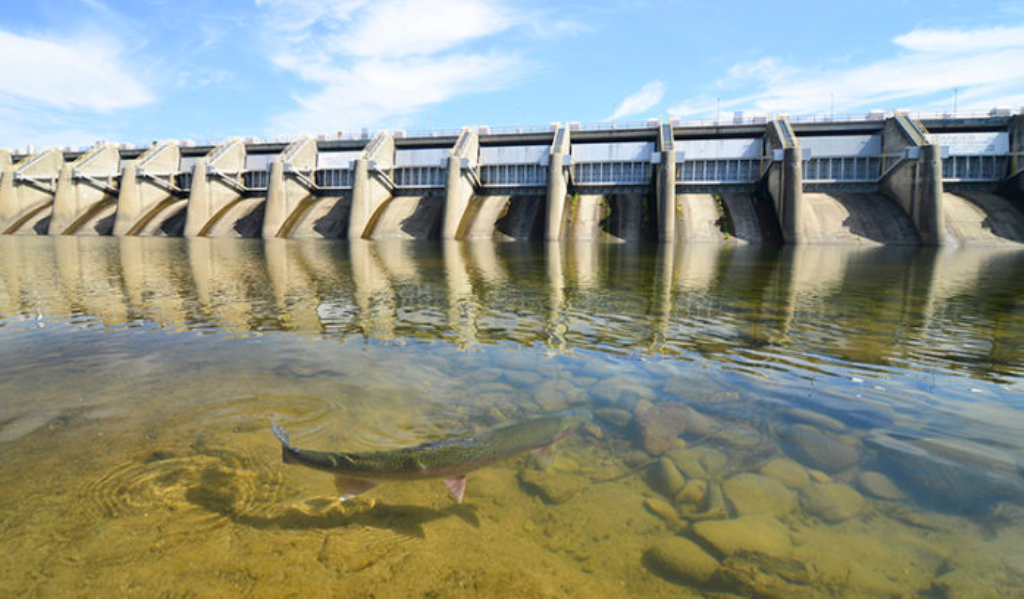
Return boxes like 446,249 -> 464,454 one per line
271,422 -> 296,464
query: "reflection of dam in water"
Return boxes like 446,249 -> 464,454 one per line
2,112 -> 1024,246
1,236 -> 1021,384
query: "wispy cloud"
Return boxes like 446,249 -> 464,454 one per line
607,80 -> 664,121
669,24 -> 1024,118
0,29 -> 153,113
256,0 -> 549,134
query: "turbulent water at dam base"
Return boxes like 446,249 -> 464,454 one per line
0,236 -> 1022,597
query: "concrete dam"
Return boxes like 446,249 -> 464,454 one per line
2,111 -> 1023,246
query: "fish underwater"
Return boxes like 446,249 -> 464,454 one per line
271,409 -> 592,503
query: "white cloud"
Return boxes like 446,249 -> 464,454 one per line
0,29 -> 153,113
257,0 -> 541,135
669,24 -> 1024,119
607,80 -> 664,121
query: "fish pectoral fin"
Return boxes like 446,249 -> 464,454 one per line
334,475 -> 378,501
444,475 -> 467,504
530,443 -> 556,467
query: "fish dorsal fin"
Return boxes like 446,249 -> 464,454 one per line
334,475 -> 377,501
444,476 -> 467,503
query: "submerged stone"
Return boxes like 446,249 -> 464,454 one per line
693,516 -> 793,559
518,469 -> 584,505
645,536 -> 720,584
723,473 -> 796,518
760,458 -> 811,489
779,425 -> 860,473
674,479 -> 708,506
650,457 -> 686,497
856,471 -> 906,501
642,498 -> 686,532
594,408 -> 632,428
800,483 -> 865,523
636,402 -> 688,455
784,407 -> 847,431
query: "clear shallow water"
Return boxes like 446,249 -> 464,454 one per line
0,236 -> 1021,597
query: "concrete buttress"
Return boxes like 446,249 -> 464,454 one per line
546,124 -> 571,241
49,143 -> 121,235
184,140 -> 246,237
442,128 -> 480,239
348,132 -> 395,239
263,136 -> 318,238
113,142 -> 182,236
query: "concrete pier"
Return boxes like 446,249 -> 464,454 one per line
880,114 -> 945,245
113,141 -> 185,236
443,128 -> 480,239
262,136 -> 317,239
49,143 -> 120,235
546,124 -> 571,241
656,122 -> 676,242
763,118 -> 804,244
184,140 -> 246,237
0,148 -> 63,235
348,132 -> 395,239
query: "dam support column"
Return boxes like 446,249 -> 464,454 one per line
0,148 -> 63,235
113,142 -> 182,236
764,118 -> 805,243
442,128 -> 480,239
49,143 -> 121,235
656,122 -> 677,242
263,136 -> 317,238
880,114 -> 946,245
184,140 -> 246,237
348,131 -> 395,239
545,124 -> 571,241
1002,112 -> 1024,200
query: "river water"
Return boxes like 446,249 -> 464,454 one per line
0,236 -> 1021,597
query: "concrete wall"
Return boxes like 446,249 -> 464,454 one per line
0,148 -> 63,235
348,132 -> 394,239
48,143 -> 120,235
113,142 -> 182,236
262,137 -> 317,238
546,124 -> 570,241
443,128 -> 479,239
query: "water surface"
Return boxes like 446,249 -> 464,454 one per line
0,236 -> 1022,597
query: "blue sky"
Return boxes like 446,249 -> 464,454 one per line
1,0 -> 1023,148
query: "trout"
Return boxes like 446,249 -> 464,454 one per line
272,409 -> 591,503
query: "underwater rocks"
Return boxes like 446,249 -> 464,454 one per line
635,403 -> 688,455
517,469 -> 585,505
594,408 -> 632,429
856,471 -> 906,501
760,458 -> 812,489
645,537 -> 720,584
800,483 -> 865,523
779,424 -> 860,473
650,458 -> 686,498
693,516 -> 793,559
723,473 -> 796,518
868,433 -> 1024,512
642,499 -> 687,532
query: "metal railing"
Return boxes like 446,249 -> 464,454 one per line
393,166 -> 446,188
242,170 -> 269,190
573,162 -> 652,185
316,168 -> 354,189
942,155 -> 1009,182
677,158 -> 763,183
479,164 -> 547,187
802,157 -> 882,182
